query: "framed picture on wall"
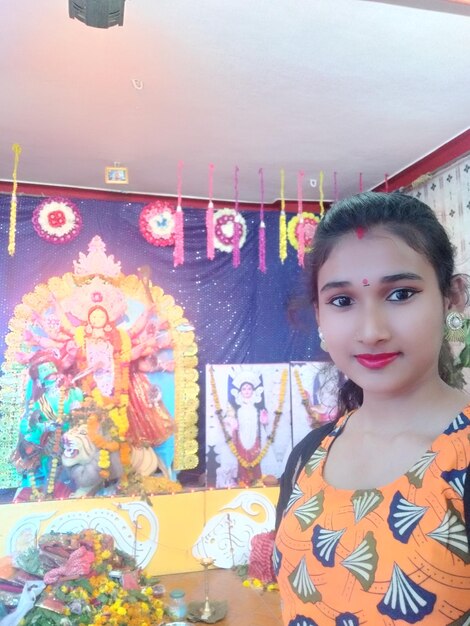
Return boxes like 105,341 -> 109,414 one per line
105,166 -> 129,184
290,361 -> 344,446
205,363 -> 292,488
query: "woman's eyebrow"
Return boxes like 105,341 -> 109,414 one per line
319,273 -> 423,293
381,272 -> 423,283
319,280 -> 351,293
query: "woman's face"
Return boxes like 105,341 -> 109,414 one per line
241,383 -> 254,399
88,307 -> 108,329
316,226 -> 448,400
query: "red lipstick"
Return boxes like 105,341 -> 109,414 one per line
355,352 -> 400,369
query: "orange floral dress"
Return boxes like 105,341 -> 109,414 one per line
274,407 -> 470,626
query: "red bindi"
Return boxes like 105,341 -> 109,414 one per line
362,278 -> 370,286
356,226 -> 366,239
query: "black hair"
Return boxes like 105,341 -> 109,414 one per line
309,191 -> 465,415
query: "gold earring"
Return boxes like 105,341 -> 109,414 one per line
444,311 -> 466,343
318,328 -> 328,352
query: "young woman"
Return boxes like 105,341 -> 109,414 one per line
275,192 -> 469,626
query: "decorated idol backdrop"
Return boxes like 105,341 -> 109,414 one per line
205,363 -> 292,487
0,195 -> 322,497
1,234 -> 199,501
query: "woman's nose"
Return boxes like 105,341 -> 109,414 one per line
356,304 -> 391,344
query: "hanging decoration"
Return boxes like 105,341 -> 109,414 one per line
297,170 -> 305,267
213,208 -> 247,253
8,143 -> 22,256
319,170 -> 325,218
139,200 -> 176,247
384,173 -> 389,193
279,169 -> 287,263
232,165 -> 241,267
287,212 -> 320,252
32,198 -> 82,244
206,163 -> 215,260
258,167 -> 266,273
173,160 -> 184,267
359,172 -> 363,192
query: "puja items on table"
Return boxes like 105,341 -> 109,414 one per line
0,530 -> 164,625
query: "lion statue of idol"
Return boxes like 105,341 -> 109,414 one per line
62,424 -> 168,498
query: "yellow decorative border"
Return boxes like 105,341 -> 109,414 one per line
0,272 -> 199,487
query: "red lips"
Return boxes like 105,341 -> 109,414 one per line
355,352 -> 400,369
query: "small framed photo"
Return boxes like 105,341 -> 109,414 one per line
105,166 -> 129,184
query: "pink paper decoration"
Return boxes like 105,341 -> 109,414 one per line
232,165 -> 241,268
258,167 -> 266,273
173,161 -> 184,267
206,163 -> 215,260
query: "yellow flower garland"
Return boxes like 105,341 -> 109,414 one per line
74,324 -> 132,480
293,368 -> 321,424
209,367 -> 288,469
8,143 -> 21,257
279,168 -> 287,263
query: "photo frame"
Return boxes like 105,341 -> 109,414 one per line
205,363 -> 292,488
105,166 -> 129,184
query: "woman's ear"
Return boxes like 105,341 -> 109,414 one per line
447,275 -> 469,312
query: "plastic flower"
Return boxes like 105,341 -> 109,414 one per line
32,198 -> 82,243
139,201 -> 176,247
287,212 -> 320,251
213,208 -> 247,253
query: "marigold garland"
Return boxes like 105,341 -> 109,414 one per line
293,368 -> 321,424
16,530 -> 165,626
75,326 -> 131,422
75,325 -> 131,480
87,414 -> 120,453
8,143 -> 22,257
279,168 -> 287,263
209,367 -> 288,469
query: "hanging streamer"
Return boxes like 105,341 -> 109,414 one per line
359,172 -> 363,193
384,173 -> 389,193
279,169 -> 287,263
206,163 -> 215,260
8,143 -> 22,256
173,160 -> 184,267
258,168 -> 266,273
297,170 -> 305,268
232,166 -> 241,268
333,171 -> 339,203
319,170 -> 325,218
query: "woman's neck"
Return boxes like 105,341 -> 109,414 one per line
356,376 -> 468,436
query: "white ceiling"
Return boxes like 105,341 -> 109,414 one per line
0,0 -> 469,203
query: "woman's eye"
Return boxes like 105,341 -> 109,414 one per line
387,288 -> 417,302
329,295 -> 353,307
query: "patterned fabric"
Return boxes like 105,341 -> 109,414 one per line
275,407 -> 470,625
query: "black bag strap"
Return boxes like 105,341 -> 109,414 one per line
464,463 -> 470,545
275,420 -> 337,530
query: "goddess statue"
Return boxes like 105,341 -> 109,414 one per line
6,236 -> 200,497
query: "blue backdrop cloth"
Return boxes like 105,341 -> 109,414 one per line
0,195 -> 323,476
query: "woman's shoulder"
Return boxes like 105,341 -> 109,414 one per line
285,419 -> 340,474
